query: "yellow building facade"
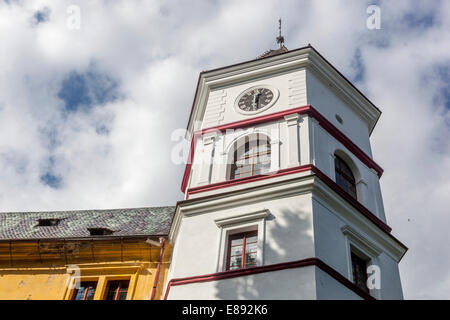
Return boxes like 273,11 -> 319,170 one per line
0,207 -> 173,300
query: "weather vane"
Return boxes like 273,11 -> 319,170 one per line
276,18 -> 285,48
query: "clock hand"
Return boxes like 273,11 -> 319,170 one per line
252,91 -> 262,110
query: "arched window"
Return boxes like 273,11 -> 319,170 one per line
334,155 -> 357,199
230,134 -> 271,180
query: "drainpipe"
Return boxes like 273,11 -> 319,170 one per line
150,237 -> 166,300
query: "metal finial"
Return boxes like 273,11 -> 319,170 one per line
276,18 -> 285,49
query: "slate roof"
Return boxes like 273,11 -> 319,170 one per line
0,207 -> 175,240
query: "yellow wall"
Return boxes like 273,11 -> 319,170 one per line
0,268 -> 68,300
0,239 -> 171,300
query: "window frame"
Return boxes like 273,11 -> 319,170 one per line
214,210 -> 268,272
226,230 -> 258,271
104,279 -> 130,300
334,155 -> 357,199
341,225 -> 382,299
351,252 -> 369,293
71,281 -> 97,300
229,134 -> 272,180
64,265 -> 139,300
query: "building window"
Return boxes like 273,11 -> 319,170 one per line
37,218 -> 61,226
87,227 -> 114,236
105,280 -> 129,300
230,134 -> 271,180
226,231 -> 258,271
351,252 -> 369,293
72,281 -> 97,300
334,155 -> 357,199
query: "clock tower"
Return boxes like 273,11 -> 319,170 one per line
164,39 -> 407,299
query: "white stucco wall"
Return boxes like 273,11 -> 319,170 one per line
305,70 -> 373,156
167,266 -> 317,300
315,268 -> 362,300
201,68 -> 307,130
312,196 -> 404,300
168,193 -> 315,280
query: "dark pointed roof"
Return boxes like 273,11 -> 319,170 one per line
257,45 -> 289,59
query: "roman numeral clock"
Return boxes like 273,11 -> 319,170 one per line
235,86 -> 279,114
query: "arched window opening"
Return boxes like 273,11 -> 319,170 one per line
334,155 -> 357,199
230,134 -> 271,180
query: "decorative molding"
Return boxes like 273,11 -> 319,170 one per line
173,168 -> 407,264
180,105 -> 383,193
356,179 -> 368,187
341,225 -> 382,258
185,46 -> 381,139
185,164 -> 394,236
187,164 -> 314,196
164,257 -> 375,300
214,209 -> 270,227
203,90 -> 227,128
288,69 -> 307,107
215,210 -> 268,272
284,113 -> 300,126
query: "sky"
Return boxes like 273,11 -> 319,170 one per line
0,0 -> 449,299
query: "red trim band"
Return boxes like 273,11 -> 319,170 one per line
180,105 -> 383,193
164,257 -> 375,300
188,164 -> 313,195
186,164 -> 391,233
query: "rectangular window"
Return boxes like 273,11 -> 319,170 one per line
351,252 -> 369,293
104,280 -> 129,300
72,281 -> 97,300
226,231 -> 258,271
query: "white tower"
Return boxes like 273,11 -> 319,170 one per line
165,42 -> 407,300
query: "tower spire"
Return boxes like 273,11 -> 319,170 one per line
276,18 -> 285,49
257,18 -> 288,59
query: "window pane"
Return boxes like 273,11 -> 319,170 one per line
85,286 -> 96,300
231,138 -> 271,180
230,237 -> 243,246
105,280 -> 129,300
351,253 -> 368,292
74,287 -> 87,300
245,242 -> 257,253
230,245 -> 243,256
73,282 -> 97,300
246,235 -> 258,244
227,232 -> 258,271
334,155 -> 357,199
245,252 -> 257,267
229,255 -> 242,270
116,284 -> 129,300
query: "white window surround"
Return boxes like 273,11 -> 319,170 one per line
214,209 -> 269,272
341,225 -> 382,299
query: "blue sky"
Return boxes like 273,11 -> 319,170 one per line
0,0 -> 449,299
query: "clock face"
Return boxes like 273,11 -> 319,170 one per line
237,87 -> 275,112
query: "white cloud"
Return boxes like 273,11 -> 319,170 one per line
0,0 -> 448,298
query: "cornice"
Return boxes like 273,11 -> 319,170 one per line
171,166 -> 407,261
181,104 -> 383,194
186,46 -> 381,137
